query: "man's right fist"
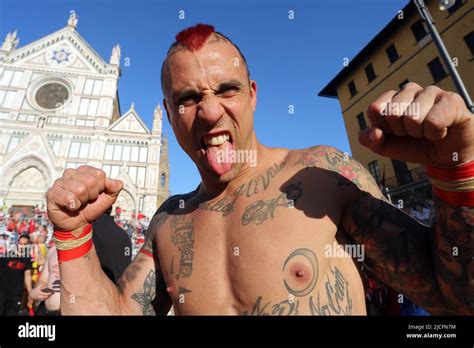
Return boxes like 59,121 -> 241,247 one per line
46,165 -> 123,233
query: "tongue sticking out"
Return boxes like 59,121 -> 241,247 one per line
205,140 -> 234,175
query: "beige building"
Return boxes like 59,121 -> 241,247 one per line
0,11 -> 170,218
319,0 -> 473,199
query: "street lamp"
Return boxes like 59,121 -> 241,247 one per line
413,0 -> 474,112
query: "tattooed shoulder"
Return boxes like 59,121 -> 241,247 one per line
294,145 -> 384,198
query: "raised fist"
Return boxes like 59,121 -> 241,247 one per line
46,165 -> 123,233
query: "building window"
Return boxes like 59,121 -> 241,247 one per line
34,82 -> 69,110
113,145 -> 123,161
68,141 -> 90,159
364,63 -> 377,83
6,135 -> 25,153
104,143 -> 147,163
348,80 -> 357,97
128,166 -> 146,188
0,70 -> 23,87
428,57 -> 447,83
161,173 -> 166,187
48,137 -> 62,156
464,31 -> 474,56
78,98 -> 99,116
130,146 -> 139,161
447,0 -> 466,15
102,164 -> 121,179
411,20 -> 428,42
0,90 -> 17,108
139,147 -> 148,163
47,116 -> 68,125
75,118 -> 95,127
122,145 -> 131,162
65,162 -> 85,169
356,112 -> 368,131
17,114 -> 37,122
368,160 -> 381,182
399,79 -> 410,89
82,79 -> 103,96
385,44 -> 400,64
0,111 -> 9,120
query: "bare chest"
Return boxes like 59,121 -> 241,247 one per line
155,176 -> 366,315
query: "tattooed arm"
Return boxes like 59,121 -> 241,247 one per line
117,207 -> 172,315
60,201 -> 172,315
298,146 -> 473,314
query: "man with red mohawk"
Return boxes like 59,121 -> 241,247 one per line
47,24 -> 473,315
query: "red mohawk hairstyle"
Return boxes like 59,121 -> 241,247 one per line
175,24 -> 216,51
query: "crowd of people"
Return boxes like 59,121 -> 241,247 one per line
0,204 -> 147,315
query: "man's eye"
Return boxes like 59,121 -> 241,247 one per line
179,96 -> 200,105
220,87 -> 238,97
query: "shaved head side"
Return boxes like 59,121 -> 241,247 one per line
160,23 -> 251,97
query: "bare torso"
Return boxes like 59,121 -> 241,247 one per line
153,147 -> 367,315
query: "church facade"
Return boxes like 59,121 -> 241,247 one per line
0,11 -> 170,219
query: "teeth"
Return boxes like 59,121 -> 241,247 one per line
206,133 -> 230,146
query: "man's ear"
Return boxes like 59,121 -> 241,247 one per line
163,98 -> 171,124
250,80 -> 257,112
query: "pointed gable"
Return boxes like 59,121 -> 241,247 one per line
3,27 -> 116,75
108,106 -> 150,134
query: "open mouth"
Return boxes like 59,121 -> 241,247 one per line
200,131 -> 234,175
201,131 -> 233,149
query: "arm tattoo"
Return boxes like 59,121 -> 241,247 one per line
131,270 -> 157,316
346,191 -> 447,311
170,215 -> 195,279
241,181 -> 303,225
432,196 -> 474,313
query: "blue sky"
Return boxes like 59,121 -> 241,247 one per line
0,0 -> 408,195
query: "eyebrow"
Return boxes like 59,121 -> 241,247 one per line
172,79 -> 243,102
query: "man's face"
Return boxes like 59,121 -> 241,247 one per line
163,36 -> 257,183
18,237 -> 29,255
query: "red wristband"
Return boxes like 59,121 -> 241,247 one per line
426,161 -> 474,207
56,239 -> 93,263
54,223 -> 92,241
431,186 -> 474,206
139,248 -> 158,260
426,161 -> 474,181
54,224 -> 93,263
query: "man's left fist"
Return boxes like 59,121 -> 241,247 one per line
359,82 -> 473,168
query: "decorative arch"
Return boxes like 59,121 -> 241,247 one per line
4,156 -> 52,188
3,156 -> 52,207
112,188 -> 136,220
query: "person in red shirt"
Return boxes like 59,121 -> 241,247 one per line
28,219 -> 35,234
115,206 -> 122,219
18,220 -> 27,234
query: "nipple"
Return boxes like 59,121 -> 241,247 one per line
289,262 -> 312,284
282,248 -> 319,297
